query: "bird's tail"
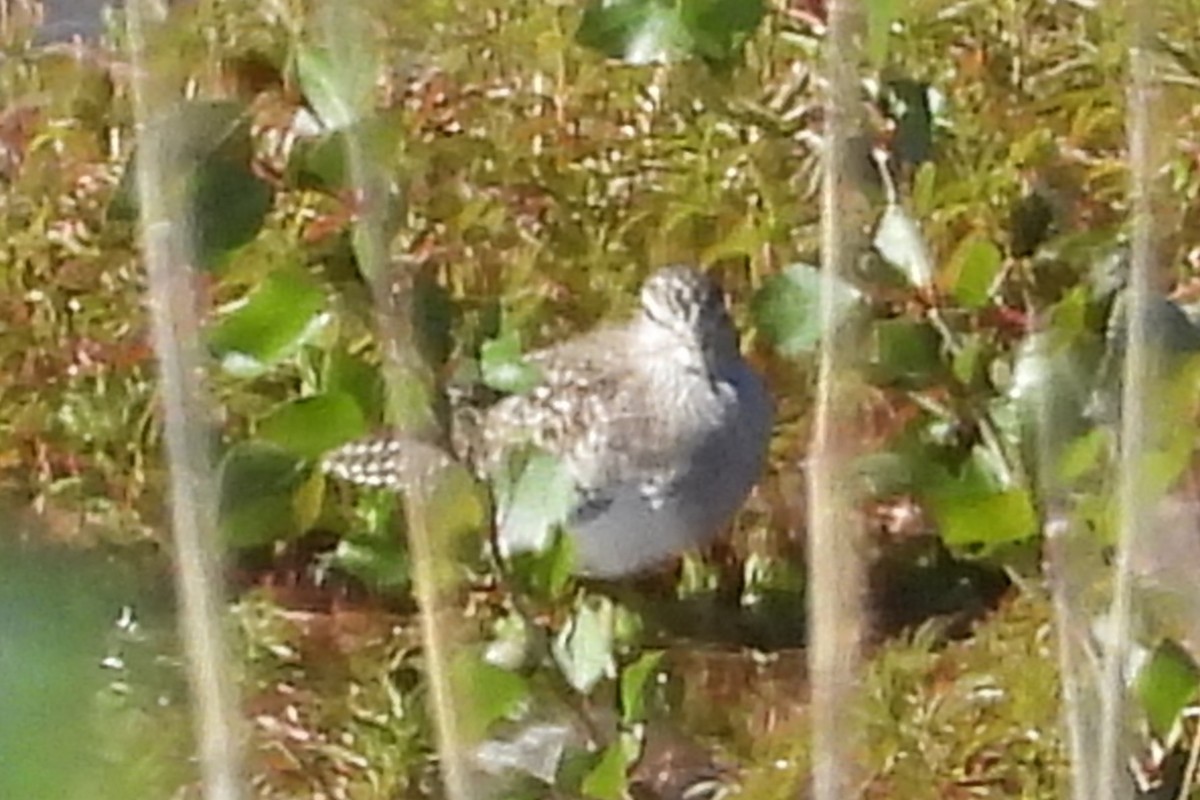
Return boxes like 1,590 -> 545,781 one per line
321,434 -> 457,491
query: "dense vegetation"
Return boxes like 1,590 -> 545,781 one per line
5,0 -> 1200,797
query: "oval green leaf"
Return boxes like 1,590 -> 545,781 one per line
580,740 -> 630,800
329,534 -> 411,593
257,392 -> 367,459
1136,639 -> 1200,738
494,449 -> 578,563
192,158 -> 273,270
751,263 -> 860,357
218,441 -> 312,548
620,650 -> 664,724
553,597 -> 616,695
324,348 -> 385,424
875,203 -> 935,288
455,654 -> 532,738
925,451 -> 1036,554
295,39 -> 377,131
577,0 -> 764,67
868,318 -> 944,387
209,270 -> 327,378
948,236 -> 1003,309
481,330 -> 542,394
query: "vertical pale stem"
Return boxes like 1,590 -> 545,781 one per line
1044,515 -> 1099,800
1099,1 -> 1161,797
315,8 -> 473,798
808,0 -> 865,798
349,175 -> 475,800
126,2 -> 245,799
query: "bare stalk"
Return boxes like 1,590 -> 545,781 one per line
315,8 -> 474,798
1098,2 -> 1163,797
808,0 -> 866,798
1043,513 -> 1099,800
126,1 -> 245,798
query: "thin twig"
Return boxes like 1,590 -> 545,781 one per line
1044,513 -> 1099,800
126,1 -> 245,798
1099,2 -> 1163,797
314,7 -> 475,798
808,1 -> 866,798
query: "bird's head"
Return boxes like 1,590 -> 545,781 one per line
638,265 -> 738,362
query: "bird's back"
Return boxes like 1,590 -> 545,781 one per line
478,320 -> 771,576
323,265 -> 773,577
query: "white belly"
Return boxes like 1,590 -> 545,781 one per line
566,370 -> 772,577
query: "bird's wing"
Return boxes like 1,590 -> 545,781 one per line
479,327 -> 676,489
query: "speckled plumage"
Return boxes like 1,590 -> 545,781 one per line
322,265 -> 773,577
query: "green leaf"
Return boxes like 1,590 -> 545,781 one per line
413,267 -> 456,369
1140,434 -> 1195,502
620,650 -> 664,724
950,333 -> 985,386
324,349 -> 385,423
424,462 -> 492,582
912,162 -> 937,216
1056,428 -> 1108,483
576,0 -> 764,67
209,270 -> 327,378
191,157 -> 273,270
679,0 -> 766,64
580,741 -> 630,800
553,597 -> 616,694
925,452 -> 1037,553
508,528 -> 577,600
218,441 -> 312,548
113,101 -> 271,270
156,100 -> 254,166
884,77 -> 935,167
481,330 -> 542,394
295,41 -> 377,131
932,487 -> 1036,552
701,217 -> 765,264
285,128 -> 349,192
1136,639 -> 1200,738
328,534 -> 410,592
257,392 -> 367,459
578,0 -> 689,65
751,263 -> 860,356
494,449 -> 579,565
868,319 -> 943,387
484,613 -> 537,672
456,655 -> 532,738
866,0 -> 899,67
948,236 -> 1003,309
285,115 -> 400,195
875,203 -> 935,288
293,466 -> 326,534
1008,330 -> 1097,455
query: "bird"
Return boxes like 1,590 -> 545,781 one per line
321,265 -> 774,578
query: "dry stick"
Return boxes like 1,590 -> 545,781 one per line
316,12 -> 475,799
126,2 -> 246,799
1099,2 -> 1162,797
808,1 -> 865,799
1044,514 -> 1099,800
1177,713 -> 1200,800
346,152 -> 475,800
